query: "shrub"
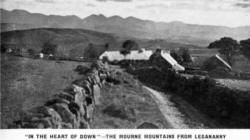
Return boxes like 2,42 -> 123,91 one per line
41,42 -> 57,55
74,65 -> 90,75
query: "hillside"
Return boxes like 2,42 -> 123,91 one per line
0,28 -> 119,58
1,54 -> 90,128
1,28 -> 202,60
1,9 -> 250,46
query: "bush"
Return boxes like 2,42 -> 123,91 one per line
74,65 -> 90,74
1,44 -> 6,53
41,42 -> 57,55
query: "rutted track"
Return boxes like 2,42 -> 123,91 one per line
143,86 -> 217,129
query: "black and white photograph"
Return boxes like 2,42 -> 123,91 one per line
0,0 -> 250,139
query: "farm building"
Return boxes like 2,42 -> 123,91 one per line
149,49 -> 185,71
99,48 -> 185,71
202,54 -> 232,71
99,48 -> 153,61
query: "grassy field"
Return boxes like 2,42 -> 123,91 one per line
90,70 -> 171,129
0,54 -> 91,128
216,79 -> 250,91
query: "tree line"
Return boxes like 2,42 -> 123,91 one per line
208,37 -> 250,65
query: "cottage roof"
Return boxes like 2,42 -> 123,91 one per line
99,49 -> 185,71
215,54 -> 232,70
161,51 -> 185,71
99,49 -> 153,61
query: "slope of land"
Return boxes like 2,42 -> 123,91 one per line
90,69 -> 172,129
1,28 -> 118,58
216,79 -> 250,91
1,8 -> 250,46
0,54 -> 90,128
1,28 -> 202,61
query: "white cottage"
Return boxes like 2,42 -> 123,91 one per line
99,48 -> 185,71
99,48 -> 153,61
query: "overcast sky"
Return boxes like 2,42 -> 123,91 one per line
1,0 -> 250,27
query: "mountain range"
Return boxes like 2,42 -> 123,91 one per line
1,9 -> 250,47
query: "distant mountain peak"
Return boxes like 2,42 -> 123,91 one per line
168,21 -> 184,24
109,15 -> 123,20
126,16 -> 142,21
84,14 -> 107,21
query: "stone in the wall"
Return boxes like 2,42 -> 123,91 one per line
50,103 -> 76,127
54,92 -> 75,102
45,98 -> 70,106
60,122 -> 73,129
93,84 -> 101,105
86,105 -> 94,122
82,81 -> 92,95
68,102 -> 80,118
34,117 -> 53,128
29,106 -> 62,128
80,119 -> 89,128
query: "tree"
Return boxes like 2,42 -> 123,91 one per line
180,48 -> 192,63
84,43 -> 98,59
170,50 -> 183,64
120,40 -> 138,58
27,49 -> 35,56
41,42 -> 57,55
122,40 -> 138,50
104,43 -> 109,50
240,39 -> 250,60
208,37 -> 240,65
1,44 -> 6,53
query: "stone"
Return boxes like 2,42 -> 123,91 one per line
31,107 -> 62,128
93,84 -> 101,105
36,117 -> 53,128
137,122 -> 159,129
45,98 -> 70,106
46,107 -> 63,128
72,84 -> 84,95
100,74 -> 107,80
51,103 -> 76,125
86,105 -> 94,122
54,92 -> 74,102
61,122 -> 73,129
82,83 -> 92,95
80,119 -> 89,129
19,110 -> 45,122
68,102 -> 80,118
85,97 -> 93,106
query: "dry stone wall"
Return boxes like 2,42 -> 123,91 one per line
12,61 -> 111,128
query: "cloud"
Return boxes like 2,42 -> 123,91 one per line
35,0 -> 54,3
234,0 -> 250,8
137,4 -> 169,9
96,0 -> 132,2
235,3 -> 250,8
86,3 -> 96,7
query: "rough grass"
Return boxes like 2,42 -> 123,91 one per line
216,79 -> 250,91
90,70 -> 171,129
0,54 -> 91,128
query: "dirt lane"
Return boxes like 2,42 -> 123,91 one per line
143,86 -> 217,129
143,86 -> 189,128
